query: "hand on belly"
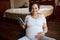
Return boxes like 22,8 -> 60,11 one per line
26,27 -> 43,40
35,32 -> 44,40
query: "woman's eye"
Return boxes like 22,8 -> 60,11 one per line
32,7 -> 38,10
35,8 -> 37,9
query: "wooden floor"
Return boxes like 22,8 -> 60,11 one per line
0,18 -> 23,40
47,19 -> 60,40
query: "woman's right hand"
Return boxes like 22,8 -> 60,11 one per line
35,32 -> 44,40
20,24 -> 25,29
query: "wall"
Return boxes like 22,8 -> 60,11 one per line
10,0 -> 29,8
55,0 -> 60,6
10,0 -> 14,8
55,0 -> 58,6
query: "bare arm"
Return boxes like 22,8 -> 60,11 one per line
43,23 -> 48,34
20,23 -> 27,30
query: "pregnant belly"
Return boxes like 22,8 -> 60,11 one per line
26,26 -> 43,40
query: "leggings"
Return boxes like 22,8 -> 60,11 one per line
18,35 -> 56,40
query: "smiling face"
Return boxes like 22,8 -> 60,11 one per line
31,4 -> 39,14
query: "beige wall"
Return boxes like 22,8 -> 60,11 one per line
10,0 -> 15,8
55,0 -> 60,6
10,0 -> 29,8
55,0 -> 58,6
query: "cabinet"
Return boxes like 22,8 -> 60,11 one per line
29,0 -> 55,8
0,0 -> 10,17
29,0 -> 40,6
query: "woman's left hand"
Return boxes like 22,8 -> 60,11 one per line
35,32 -> 44,39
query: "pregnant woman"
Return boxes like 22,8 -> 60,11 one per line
18,3 -> 56,40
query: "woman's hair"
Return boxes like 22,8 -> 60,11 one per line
29,2 -> 40,12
